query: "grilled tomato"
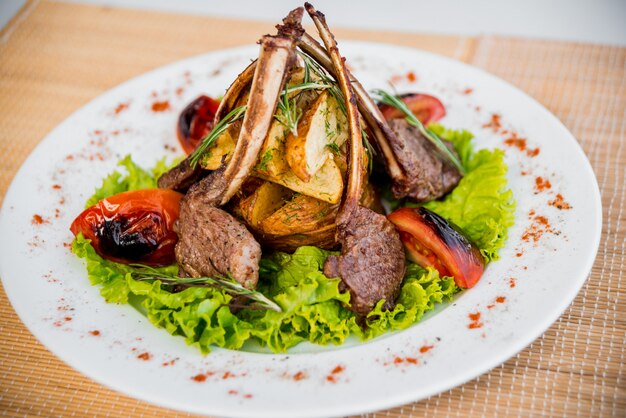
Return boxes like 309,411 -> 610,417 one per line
379,93 -> 446,125
177,95 -> 220,154
387,207 -> 484,288
70,189 -> 183,266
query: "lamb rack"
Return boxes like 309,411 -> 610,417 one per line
166,7 -> 304,288
304,3 -> 405,315
297,31 -> 462,202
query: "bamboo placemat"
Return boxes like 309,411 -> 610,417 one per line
0,1 -> 624,417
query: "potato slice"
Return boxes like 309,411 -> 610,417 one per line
285,92 -> 349,182
256,68 -> 320,178
260,193 -> 338,236
239,181 -> 293,229
262,224 -> 338,252
199,122 -> 238,170
255,156 -> 343,204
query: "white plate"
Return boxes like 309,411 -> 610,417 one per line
0,42 -> 601,417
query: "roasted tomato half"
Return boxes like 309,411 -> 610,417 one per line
177,95 -> 220,154
387,207 -> 484,288
379,93 -> 446,125
70,189 -> 183,266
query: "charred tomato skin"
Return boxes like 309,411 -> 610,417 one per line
177,95 -> 220,154
378,93 -> 446,125
70,189 -> 183,266
387,207 -> 485,288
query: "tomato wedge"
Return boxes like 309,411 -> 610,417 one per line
378,93 -> 446,125
177,95 -> 221,154
70,189 -> 183,266
387,207 -> 484,288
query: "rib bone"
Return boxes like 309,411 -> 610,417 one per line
305,3 -> 405,314
297,32 -> 408,192
175,7 -> 304,288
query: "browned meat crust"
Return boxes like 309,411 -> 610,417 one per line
388,119 -> 462,201
324,206 -> 405,314
175,198 -> 261,289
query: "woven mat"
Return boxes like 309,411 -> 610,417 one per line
0,1 -> 624,417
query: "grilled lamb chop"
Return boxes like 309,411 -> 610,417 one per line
305,3 -> 405,315
172,8 -> 303,288
387,119 -> 462,201
297,32 -> 462,202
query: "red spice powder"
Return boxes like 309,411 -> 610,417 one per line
522,213 -> 555,243
504,134 -> 540,157
496,296 -> 506,304
114,102 -> 130,115
407,71 -> 417,82
326,365 -> 345,383
463,88 -> 473,95
389,356 -> 419,366
468,312 -> 483,329
192,374 -> 207,382
483,113 -> 502,132
549,194 -> 572,210
228,390 -> 238,395
293,371 -> 307,381
509,278 -> 516,288
535,176 -> 552,192
222,371 -> 235,380
52,184 -> 62,190
151,100 -> 170,112
243,394 -> 253,399
89,330 -> 100,336
32,214 -> 47,225
137,352 -> 151,361
419,345 -> 434,353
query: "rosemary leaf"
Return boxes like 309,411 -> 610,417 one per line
371,89 -> 464,174
189,105 -> 247,168
128,264 -> 282,312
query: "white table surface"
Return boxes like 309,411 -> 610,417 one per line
2,0 -> 626,46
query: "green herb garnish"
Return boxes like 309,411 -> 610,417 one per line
129,264 -> 281,312
372,89 -> 464,174
189,105 -> 247,168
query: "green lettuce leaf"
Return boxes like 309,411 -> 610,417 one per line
424,124 -> 516,261
85,155 -> 178,207
72,128 -> 513,354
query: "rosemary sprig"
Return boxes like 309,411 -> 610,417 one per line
371,89 -> 464,174
128,264 -> 282,312
189,105 -> 247,168
274,91 -> 302,137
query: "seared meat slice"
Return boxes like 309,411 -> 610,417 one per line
305,3 -> 405,315
157,155 -> 205,192
388,119 -> 461,202
175,197 -> 261,289
324,206 -> 405,314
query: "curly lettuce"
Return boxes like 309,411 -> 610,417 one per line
72,123 -> 514,353
423,125 -> 515,261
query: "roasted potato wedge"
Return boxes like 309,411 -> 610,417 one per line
239,181 -> 293,228
199,121 -> 240,170
285,92 -> 349,182
262,224 -> 337,252
256,68 -> 320,179
260,193 -> 338,236
255,156 -> 343,204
